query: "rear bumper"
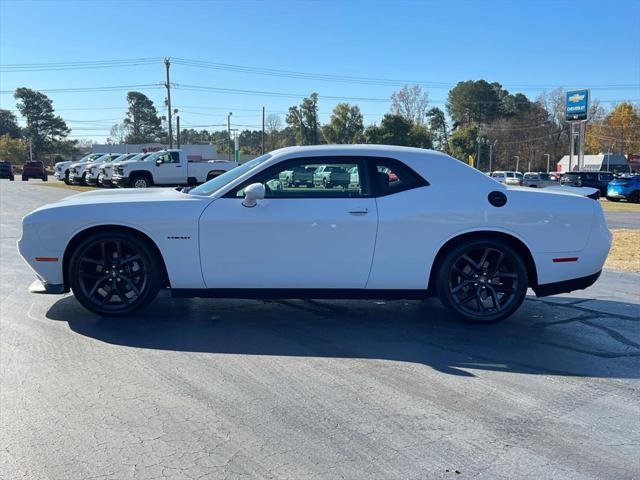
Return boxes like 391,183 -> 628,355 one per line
533,270 -> 601,297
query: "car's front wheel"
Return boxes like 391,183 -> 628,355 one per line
69,232 -> 162,316
436,239 -> 528,323
131,174 -> 151,188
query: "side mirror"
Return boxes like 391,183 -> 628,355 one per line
242,183 -> 265,208
155,159 -> 162,166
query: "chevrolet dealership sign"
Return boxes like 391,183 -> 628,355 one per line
566,89 -> 590,121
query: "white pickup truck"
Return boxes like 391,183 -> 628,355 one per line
55,153 -> 106,184
111,149 -> 237,188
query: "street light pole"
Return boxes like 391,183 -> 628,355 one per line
488,142 -> 493,173
227,112 -> 232,161
545,154 -> 550,173
514,155 -> 519,172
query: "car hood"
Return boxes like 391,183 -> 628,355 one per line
56,187 -> 189,206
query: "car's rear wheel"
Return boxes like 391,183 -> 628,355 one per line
436,239 -> 528,323
69,232 -> 161,316
630,191 -> 640,204
42,174 -> 48,182
21,175 -> 27,181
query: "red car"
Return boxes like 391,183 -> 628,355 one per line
21,161 -> 48,182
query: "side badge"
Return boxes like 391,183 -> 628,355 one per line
488,191 -> 507,207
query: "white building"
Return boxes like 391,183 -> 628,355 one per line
556,153 -> 630,173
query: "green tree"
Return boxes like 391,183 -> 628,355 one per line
427,107 -> 449,151
286,93 -> 320,145
123,91 -> 164,144
448,124 -> 479,163
364,114 -> 433,148
13,88 -> 71,159
0,134 -> 28,164
390,84 -> 430,125
0,109 -> 22,138
322,103 -> 364,144
446,80 -> 502,126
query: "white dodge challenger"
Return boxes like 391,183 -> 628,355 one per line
18,145 -> 611,323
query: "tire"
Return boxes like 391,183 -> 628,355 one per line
130,174 -> 151,188
22,175 -> 27,181
9,176 -> 14,181
64,171 -> 71,185
42,174 -> 48,182
435,238 -> 528,323
68,231 -> 162,316
629,191 -> 640,204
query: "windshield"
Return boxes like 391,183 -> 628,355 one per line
189,154 -> 271,196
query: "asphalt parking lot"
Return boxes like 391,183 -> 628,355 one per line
1,181 -> 639,480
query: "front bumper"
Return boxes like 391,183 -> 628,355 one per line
29,279 -> 68,294
112,175 -> 130,188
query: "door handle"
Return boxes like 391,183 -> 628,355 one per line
348,208 -> 369,216
175,165 -> 182,167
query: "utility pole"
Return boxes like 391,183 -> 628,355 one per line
545,154 -> 550,173
514,155 -> 519,172
476,137 -> 482,171
261,106 -> 265,154
164,58 -> 173,149
29,138 -> 33,162
176,116 -> 180,149
227,112 -> 232,161
488,142 -> 493,173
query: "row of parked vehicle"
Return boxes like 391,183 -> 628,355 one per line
54,150 -> 237,188
489,170 -> 639,202
0,160 -> 49,182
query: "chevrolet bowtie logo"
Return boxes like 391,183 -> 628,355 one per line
569,93 -> 585,103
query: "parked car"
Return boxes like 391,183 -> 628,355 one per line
70,153 -> 118,185
560,171 -> 614,196
111,149 -> 237,188
21,161 -> 48,182
523,172 -> 558,188
86,153 -> 138,186
313,165 -> 351,188
279,165 -> 315,187
606,175 -> 640,203
55,153 -> 106,184
490,171 -> 523,186
19,145 -> 611,324
0,161 -> 14,181
98,153 -> 150,187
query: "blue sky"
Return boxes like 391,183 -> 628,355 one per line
1,0 -> 639,142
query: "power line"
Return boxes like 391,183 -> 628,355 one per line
0,57 -> 163,72
171,57 -> 640,92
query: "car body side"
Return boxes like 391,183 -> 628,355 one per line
18,146 -> 611,296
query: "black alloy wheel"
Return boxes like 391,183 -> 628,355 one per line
436,239 -> 528,323
69,232 -> 161,316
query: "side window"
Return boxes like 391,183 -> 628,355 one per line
229,157 -> 368,198
170,151 -> 180,163
372,158 -> 428,196
599,173 -> 613,181
156,153 -> 171,164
